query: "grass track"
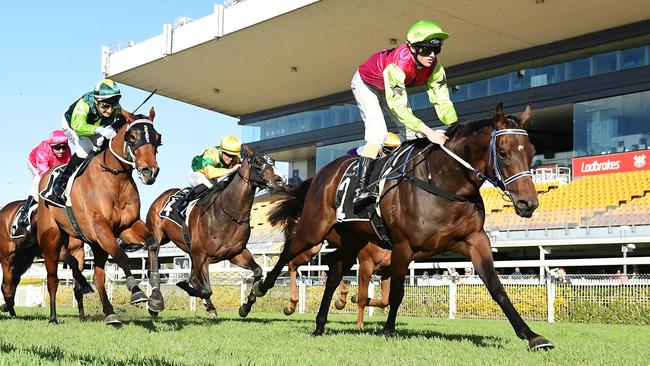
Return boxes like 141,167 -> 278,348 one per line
0,307 -> 647,365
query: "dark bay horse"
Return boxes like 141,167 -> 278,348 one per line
0,200 -> 91,318
37,108 -> 163,325
145,146 -> 286,317
247,104 -> 554,350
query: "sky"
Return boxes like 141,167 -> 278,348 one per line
0,1 -> 255,212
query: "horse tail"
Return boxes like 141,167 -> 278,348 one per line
268,178 -> 313,240
2,237 -> 42,279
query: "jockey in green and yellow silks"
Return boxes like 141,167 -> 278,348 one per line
172,135 -> 242,214
48,79 -> 123,206
351,20 -> 458,207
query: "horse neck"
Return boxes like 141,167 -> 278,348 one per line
426,126 -> 493,195
217,162 -> 256,215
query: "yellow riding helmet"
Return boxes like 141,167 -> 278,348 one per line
383,132 -> 401,148
220,135 -> 242,156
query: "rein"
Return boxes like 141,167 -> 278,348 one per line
100,119 -> 156,174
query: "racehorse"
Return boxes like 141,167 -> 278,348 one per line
245,103 -> 554,350
145,146 -> 286,317
0,200 -> 92,318
37,108 -> 163,325
269,189 -> 391,329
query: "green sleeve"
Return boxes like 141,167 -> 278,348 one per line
69,99 -> 99,137
425,63 -> 457,126
383,64 -> 424,132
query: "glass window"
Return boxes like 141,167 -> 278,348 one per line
409,91 -> 429,111
574,91 -> 650,157
593,51 -> 618,75
568,57 -> 590,80
315,140 -> 363,171
468,79 -> 488,99
450,84 -> 467,102
488,73 -> 510,95
621,46 -> 646,69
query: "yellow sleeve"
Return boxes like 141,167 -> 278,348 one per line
425,63 -> 457,126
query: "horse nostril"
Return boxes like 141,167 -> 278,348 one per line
141,167 -> 151,176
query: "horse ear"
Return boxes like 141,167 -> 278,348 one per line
519,104 -> 532,128
494,102 -> 504,116
148,107 -> 156,121
243,144 -> 254,158
493,103 -> 506,127
122,109 -> 135,123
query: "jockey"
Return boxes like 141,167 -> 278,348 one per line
347,132 -> 402,157
49,79 -> 123,205
16,130 -> 71,228
172,135 -> 243,214
351,20 -> 458,206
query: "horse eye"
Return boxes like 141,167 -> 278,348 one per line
497,149 -> 507,159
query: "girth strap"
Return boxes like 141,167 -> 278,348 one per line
403,174 -> 469,202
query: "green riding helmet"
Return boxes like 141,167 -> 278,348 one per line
406,20 -> 449,44
93,79 -> 121,101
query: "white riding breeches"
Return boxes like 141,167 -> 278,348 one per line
28,162 -> 40,201
61,117 -> 96,159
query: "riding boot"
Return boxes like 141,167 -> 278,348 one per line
352,156 -> 375,207
51,155 -> 84,205
173,184 -> 208,214
17,196 -> 36,227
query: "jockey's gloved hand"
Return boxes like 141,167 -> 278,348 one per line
95,126 -> 117,139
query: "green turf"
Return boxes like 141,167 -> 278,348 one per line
0,307 -> 647,365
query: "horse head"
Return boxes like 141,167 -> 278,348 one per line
117,107 -> 162,184
240,145 -> 287,192
489,103 -> 537,217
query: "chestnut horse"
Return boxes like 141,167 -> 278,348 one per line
145,146 -> 286,317
0,200 -> 92,318
282,242 -> 390,329
246,104 -> 554,350
37,108 -> 163,325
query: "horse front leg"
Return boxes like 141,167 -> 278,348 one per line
39,227 -> 64,324
94,220 -> 148,306
383,241 -> 412,336
120,220 -> 164,315
229,249 -> 262,318
91,247 -> 120,326
465,231 -> 554,351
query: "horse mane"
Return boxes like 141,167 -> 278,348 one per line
445,114 -> 521,139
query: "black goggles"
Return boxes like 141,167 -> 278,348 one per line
51,144 -> 67,151
414,39 -> 443,56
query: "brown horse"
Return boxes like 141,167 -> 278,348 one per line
37,108 -> 163,325
281,241 -> 391,329
145,146 -> 286,317
0,200 -> 92,318
247,104 -> 554,350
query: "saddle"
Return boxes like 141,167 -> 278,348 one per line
9,204 -> 37,239
335,143 -> 417,248
39,151 -> 98,208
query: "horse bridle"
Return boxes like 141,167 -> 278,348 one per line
237,152 -> 277,189
106,119 -> 161,172
484,126 -> 533,194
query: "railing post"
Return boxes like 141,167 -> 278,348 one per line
449,281 -> 457,319
368,280 -> 375,317
240,281 -> 246,306
546,274 -> 555,323
299,281 -> 306,314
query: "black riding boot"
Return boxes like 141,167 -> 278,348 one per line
51,155 -> 84,205
352,156 -> 375,207
17,196 -> 36,227
173,184 -> 208,214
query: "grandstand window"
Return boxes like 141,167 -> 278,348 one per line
568,57 -> 591,80
315,140 -> 363,171
621,46 -> 646,69
593,51 -> 618,75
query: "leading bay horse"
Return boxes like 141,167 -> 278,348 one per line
145,146 -> 286,317
37,108 -> 163,325
0,200 -> 91,318
246,103 -> 554,350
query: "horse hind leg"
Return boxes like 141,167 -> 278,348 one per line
229,249 -> 262,318
1,263 -> 18,317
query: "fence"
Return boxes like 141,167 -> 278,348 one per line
9,269 -> 649,324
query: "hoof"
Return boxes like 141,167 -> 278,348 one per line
148,309 -> 159,318
105,314 -> 122,326
529,336 -> 554,351
148,289 -> 165,313
238,305 -> 250,318
130,291 -> 149,305
48,318 -> 58,324
0,303 -> 8,313
334,299 -> 345,310
355,322 -> 364,330
207,309 -> 217,317
351,294 -> 358,304
383,328 -> 395,338
9,310 -> 16,318
311,328 -> 324,337
283,305 -> 295,316
252,281 -> 266,297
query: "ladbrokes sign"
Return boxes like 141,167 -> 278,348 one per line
573,151 -> 649,177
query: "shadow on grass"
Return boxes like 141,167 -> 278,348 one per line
0,340 -> 181,365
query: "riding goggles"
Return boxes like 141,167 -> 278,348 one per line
414,39 -> 443,56
51,144 -> 67,151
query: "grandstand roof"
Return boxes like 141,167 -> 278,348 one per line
105,0 -> 650,117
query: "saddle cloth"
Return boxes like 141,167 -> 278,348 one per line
39,154 -> 95,208
9,204 -> 37,239
335,143 -> 415,222
159,188 -> 195,228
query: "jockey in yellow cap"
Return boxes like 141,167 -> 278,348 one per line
172,135 -> 242,214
